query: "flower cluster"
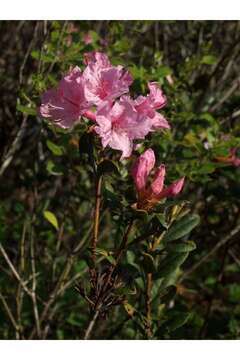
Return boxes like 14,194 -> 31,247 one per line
39,51 -> 169,159
131,149 -> 185,210
40,51 -> 185,207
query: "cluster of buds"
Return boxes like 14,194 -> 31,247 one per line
131,149 -> 185,211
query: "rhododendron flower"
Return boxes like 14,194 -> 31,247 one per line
216,148 -> 240,167
82,51 -> 133,106
131,148 -> 185,209
39,67 -> 92,129
132,82 -> 170,130
95,97 -> 160,159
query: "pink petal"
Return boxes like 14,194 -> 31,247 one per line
151,164 -> 166,195
116,97 -> 153,140
39,67 -> 90,129
83,52 -> 132,106
39,88 -> 81,129
108,130 -> 133,159
133,96 -> 156,118
95,98 -> 154,158
131,149 -> 155,192
151,112 -> 170,130
160,177 -> 185,199
148,82 -> 167,110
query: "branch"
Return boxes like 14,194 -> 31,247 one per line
0,243 -> 32,297
0,115 -> 28,178
210,76 -> 240,112
28,224 -> 98,339
30,224 -> 41,338
180,222 -> 240,282
0,292 -> 19,336
84,309 -> 100,340
91,176 -> 102,266
145,272 -> 153,339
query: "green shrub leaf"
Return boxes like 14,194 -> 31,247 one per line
164,214 -> 200,242
43,210 -> 59,230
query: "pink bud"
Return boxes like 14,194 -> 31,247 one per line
151,164 -> 166,195
131,149 -> 155,192
162,177 -> 185,198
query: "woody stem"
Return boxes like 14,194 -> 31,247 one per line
91,176 -> 102,266
146,272 -> 153,338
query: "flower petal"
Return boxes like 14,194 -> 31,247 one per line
159,177 -> 185,199
151,164 -> 166,195
148,82 -> 167,110
131,149 -> 156,192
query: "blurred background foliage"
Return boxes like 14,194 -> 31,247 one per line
0,20 -> 240,339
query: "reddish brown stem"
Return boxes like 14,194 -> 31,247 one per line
91,176 -> 102,266
146,272 -> 153,338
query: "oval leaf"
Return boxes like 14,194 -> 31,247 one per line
167,241 -> 196,253
157,252 -> 189,278
43,210 -> 59,230
46,140 -> 64,156
164,214 -> 200,242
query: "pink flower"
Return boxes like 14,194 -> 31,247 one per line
133,82 -> 170,130
39,67 -> 92,129
82,51 -> 133,106
131,148 -> 185,209
228,148 -> 240,166
95,97 -> 155,159
216,148 -> 240,167
83,32 -> 93,45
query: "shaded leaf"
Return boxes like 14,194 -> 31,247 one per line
167,241 -> 196,253
157,252 -> 189,278
17,104 -> 37,116
97,159 -> 120,177
164,214 -> 200,242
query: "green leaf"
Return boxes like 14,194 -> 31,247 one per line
43,210 -> 59,230
157,66 -> 172,78
166,311 -> 192,331
159,285 -> 177,303
95,248 -> 116,265
201,55 -> 217,65
46,140 -> 64,156
155,214 -> 168,229
198,162 -> 216,175
158,252 -> 189,278
123,302 -> 135,317
17,104 -> 37,116
31,50 -> 40,60
167,241 -> 196,253
46,160 -> 64,176
164,214 -> 200,242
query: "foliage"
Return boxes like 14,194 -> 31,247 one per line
0,20 -> 240,340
